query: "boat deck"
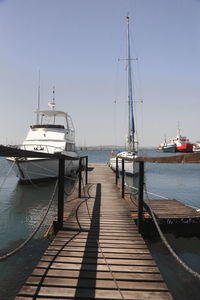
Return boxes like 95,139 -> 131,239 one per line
15,164 -> 172,299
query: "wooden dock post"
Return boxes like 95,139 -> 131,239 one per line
122,158 -> 125,198
138,161 -> 144,233
85,156 -> 88,185
116,156 -> 119,184
58,157 -> 65,230
78,157 -> 82,198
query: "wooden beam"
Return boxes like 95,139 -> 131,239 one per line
119,152 -> 200,164
58,158 -> 65,230
122,159 -> 125,198
138,161 -> 144,234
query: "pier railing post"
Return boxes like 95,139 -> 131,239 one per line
85,156 -> 88,185
138,161 -> 144,233
122,158 -> 125,198
116,156 -> 119,184
78,157 -> 82,198
58,157 -> 65,230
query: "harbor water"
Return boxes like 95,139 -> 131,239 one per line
0,149 -> 200,299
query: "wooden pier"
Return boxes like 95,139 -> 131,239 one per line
15,164 -> 172,300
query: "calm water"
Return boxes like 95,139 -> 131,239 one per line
0,149 -> 200,299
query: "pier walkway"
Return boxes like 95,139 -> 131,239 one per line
16,164 -> 172,299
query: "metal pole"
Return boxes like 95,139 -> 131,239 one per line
122,158 -> 125,198
78,157 -> 82,198
58,157 -> 65,230
138,161 -> 144,233
116,156 -> 118,184
85,156 -> 88,185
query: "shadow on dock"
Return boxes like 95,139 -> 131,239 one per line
74,183 -> 101,298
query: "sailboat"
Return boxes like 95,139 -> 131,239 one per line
6,87 -> 79,182
110,16 -> 138,175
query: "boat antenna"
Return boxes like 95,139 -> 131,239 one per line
36,70 -> 40,125
126,16 -> 135,153
52,86 -> 56,124
177,120 -> 181,136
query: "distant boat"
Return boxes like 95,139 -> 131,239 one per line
110,16 -> 138,175
7,87 -> 78,182
158,127 -> 193,153
193,142 -> 200,152
170,127 -> 193,152
158,141 -> 176,153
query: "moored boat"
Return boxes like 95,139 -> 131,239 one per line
158,127 -> 193,153
7,88 -> 78,182
158,142 -> 176,153
170,128 -> 193,152
193,142 -> 200,152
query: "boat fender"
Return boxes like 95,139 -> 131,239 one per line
111,151 -> 114,158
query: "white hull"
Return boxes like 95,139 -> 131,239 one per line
7,152 -> 79,182
110,154 -> 138,175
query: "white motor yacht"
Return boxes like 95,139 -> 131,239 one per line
7,88 -> 78,182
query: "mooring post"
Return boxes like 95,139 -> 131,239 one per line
116,156 -> 118,184
58,157 -> 65,230
138,161 -> 144,233
122,158 -> 125,198
78,157 -> 82,198
85,156 -> 88,185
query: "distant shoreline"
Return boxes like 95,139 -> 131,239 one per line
77,146 -> 154,150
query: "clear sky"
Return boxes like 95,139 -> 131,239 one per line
0,0 -> 200,148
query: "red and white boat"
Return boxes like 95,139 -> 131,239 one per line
169,128 -> 193,152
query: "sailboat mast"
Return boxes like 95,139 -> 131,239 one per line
126,16 -> 135,153
127,16 -> 131,152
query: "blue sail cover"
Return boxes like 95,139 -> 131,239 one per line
128,25 -> 135,152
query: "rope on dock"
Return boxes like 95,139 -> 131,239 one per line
0,180 -> 58,262
144,183 -> 200,281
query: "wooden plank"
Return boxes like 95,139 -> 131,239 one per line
32,268 -> 164,281
17,285 -> 172,299
26,276 -> 168,290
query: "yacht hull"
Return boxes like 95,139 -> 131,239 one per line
110,157 -> 139,175
7,155 -> 79,183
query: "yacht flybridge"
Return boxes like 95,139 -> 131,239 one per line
7,88 -> 78,182
110,16 -> 138,175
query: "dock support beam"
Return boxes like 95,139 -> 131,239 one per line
116,156 -> 119,184
78,157 -> 82,198
122,158 -> 125,198
58,157 -> 65,230
138,161 -> 144,233
85,156 -> 88,185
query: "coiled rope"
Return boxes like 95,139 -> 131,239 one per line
144,182 -> 200,281
0,180 -> 58,261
